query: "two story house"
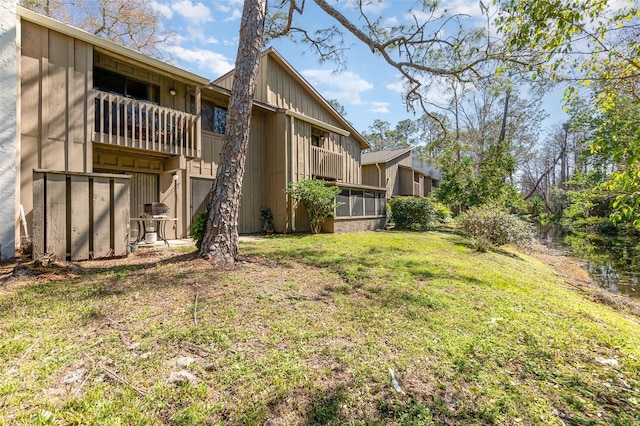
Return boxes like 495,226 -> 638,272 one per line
361,147 -> 441,199
3,6 -> 387,261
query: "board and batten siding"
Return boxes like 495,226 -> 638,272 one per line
216,52 -> 364,188
361,164 -> 387,189
188,109 -> 270,234
386,152 -> 412,197
20,20 -> 93,237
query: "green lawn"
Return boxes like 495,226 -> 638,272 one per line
1,231 -> 639,425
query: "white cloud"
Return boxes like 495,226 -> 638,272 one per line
163,45 -> 233,77
301,69 -> 373,105
301,69 -> 395,115
445,0 -> 484,17
214,3 -> 230,13
382,16 -> 399,27
386,80 -> 405,94
342,0 -> 388,14
368,101 -> 390,114
171,0 -> 212,26
224,9 -> 243,22
214,0 -> 243,20
150,1 -> 173,19
404,1 -> 485,25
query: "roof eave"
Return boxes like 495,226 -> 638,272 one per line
17,6 -> 210,86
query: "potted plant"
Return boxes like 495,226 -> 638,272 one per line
260,207 -> 274,234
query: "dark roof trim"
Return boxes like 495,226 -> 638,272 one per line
361,147 -> 413,165
213,47 -> 371,149
18,6 -> 210,85
205,84 -> 280,112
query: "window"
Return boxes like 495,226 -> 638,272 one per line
336,189 -> 386,217
94,68 -> 158,102
365,191 -> 376,216
201,99 -> 227,134
336,190 -> 350,217
377,192 -> 386,215
351,190 -> 364,216
312,127 -> 326,147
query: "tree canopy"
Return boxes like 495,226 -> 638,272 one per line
20,0 -> 170,55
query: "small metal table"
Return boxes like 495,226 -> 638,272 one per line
131,216 -> 178,247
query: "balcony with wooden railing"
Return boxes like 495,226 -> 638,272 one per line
92,90 -> 200,158
310,145 -> 343,181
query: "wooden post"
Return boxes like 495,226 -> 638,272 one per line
92,176 -> 111,259
32,172 -> 45,259
45,173 -> 67,259
70,175 -> 90,260
112,178 -> 129,256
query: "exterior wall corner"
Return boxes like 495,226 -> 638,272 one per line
0,0 -> 17,260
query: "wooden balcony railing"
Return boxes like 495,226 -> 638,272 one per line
310,145 -> 343,180
92,90 -> 200,158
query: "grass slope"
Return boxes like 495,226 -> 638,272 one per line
1,231 -> 639,425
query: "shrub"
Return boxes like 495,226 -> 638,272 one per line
285,178 -> 341,234
388,197 -> 437,230
189,210 -> 207,250
259,207 -> 274,232
430,199 -> 452,223
456,205 -> 533,252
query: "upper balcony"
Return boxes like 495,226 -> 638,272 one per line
92,89 -> 200,158
412,156 -> 441,180
310,145 -> 343,181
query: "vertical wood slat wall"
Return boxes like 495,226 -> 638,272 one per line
33,170 -> 130,261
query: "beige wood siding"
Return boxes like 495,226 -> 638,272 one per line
20,21 -> 93,233
21,21 -> 92,173
362,164 -> 386,188
217,53 -> 364,188
264,56 -> 344,128
93,51 -> 191,112
237,108 -> 269,233
266,111 -> 288,232
399,167 -> 414,196
383,152 -> 412,197
188,108 -> 270,234
189,131 -> 224,177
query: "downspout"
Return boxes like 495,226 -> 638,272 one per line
285,113 -> 294,232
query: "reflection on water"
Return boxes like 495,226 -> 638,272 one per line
538,224 -> 640,298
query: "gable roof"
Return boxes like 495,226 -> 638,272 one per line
214,47 -> 371,149
361,147 -> 413,165
17,6 -> 210,86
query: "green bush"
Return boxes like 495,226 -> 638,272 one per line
388,197 -> 437,230
456,205 -> 533,252
285,178 -> 341,234
189,210 -> 207,250
431,199 -> 452,223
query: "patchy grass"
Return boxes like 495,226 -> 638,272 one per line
1,231 -> 639,425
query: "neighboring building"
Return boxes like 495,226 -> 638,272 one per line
361,147 -> 441,199
210,48 -> 386,234
4,6 -> 386,260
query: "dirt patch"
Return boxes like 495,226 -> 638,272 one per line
3,241 -> 640,319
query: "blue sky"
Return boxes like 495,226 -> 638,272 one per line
150,0 -> 567,135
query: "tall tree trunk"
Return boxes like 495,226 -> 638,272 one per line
560,125 -> 568,189
497,91 -> 510,144
199,0 -> 266,266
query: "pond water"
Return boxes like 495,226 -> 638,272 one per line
538,225 -> 640,298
